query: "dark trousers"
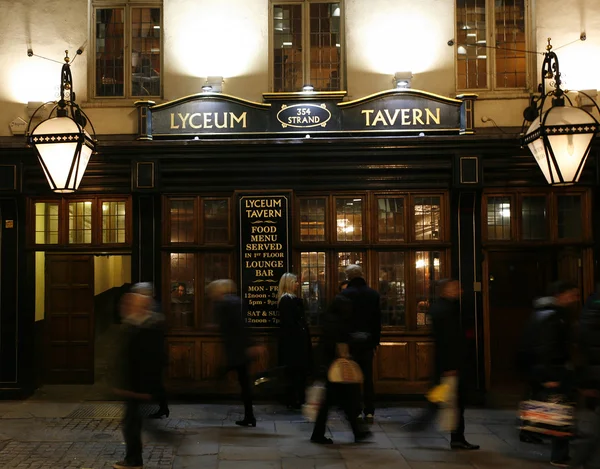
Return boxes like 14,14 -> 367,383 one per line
154,384 -> 169,412
122,399 -> 143,464
354,349 -> 375,415
311,382 -> 364,438
235,364 -> 254,418
285,365 -> 308,407
412,378 -> 466,441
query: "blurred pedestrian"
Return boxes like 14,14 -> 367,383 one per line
112,283 -> 166,469
277,272 -> 312,410
407,279 -> 480,450
342,264 -> 381,422
207,279 -> 262,427
310,281 -> 372,444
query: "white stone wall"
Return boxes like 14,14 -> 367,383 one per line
0,0 -> 599,136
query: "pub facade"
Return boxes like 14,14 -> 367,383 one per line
0,0 -> 598,401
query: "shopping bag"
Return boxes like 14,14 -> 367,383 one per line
327,343 -> 364,384
302,381 -> 326,422
519,394 -> 575,437
427,376 -> 458,432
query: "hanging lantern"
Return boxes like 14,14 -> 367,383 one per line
27,51 -> 97,193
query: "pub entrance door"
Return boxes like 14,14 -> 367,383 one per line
44,254 -> 95,384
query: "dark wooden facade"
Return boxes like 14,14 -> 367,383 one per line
0,130 -> 598,400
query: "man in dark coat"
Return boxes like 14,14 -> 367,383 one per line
112,285 -> 166,469
523,280 -> 579,467
341,264 -> 381,421
408,279 -> 480,450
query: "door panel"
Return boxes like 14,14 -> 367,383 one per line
45,255 -> 95,384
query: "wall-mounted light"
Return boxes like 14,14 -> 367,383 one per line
202,76 -> 224,93
302,84 -> 315,92
26,50 -> 97,193
394,71 -> 413,89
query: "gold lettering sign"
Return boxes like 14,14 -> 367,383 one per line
170,111 -> 248,130
361,107 -> 441,127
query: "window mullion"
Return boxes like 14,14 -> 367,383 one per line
303,2 -> 310,87
487,0 -> 494,91
124,6 -> 132,98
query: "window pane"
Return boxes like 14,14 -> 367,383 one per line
132,8 -> 161,97
378,197 -> 405,241
203,253 -> 231,324
170,253 -> 195,328
494,0 -> 526,88
379,252 -> 406,326
301,252 -> 326,325
414,196 -> 441,240
456,0 -> 487,89
35,202 -> 59,244
336,198 -> 363,242
557,195 -> 582,239
337,252 -> 364,284
415,251 -> 442,326
68,201 -> 93,244
300,198 -> 326,242
204,199 -> 229,244
96,8 -> 125,97
487,196 -> 511,240
102,201 -> 126,243
170,200 -> 195,243
273,4 -> 303,92
522,196 -> 547,240
309,2 -> 341,91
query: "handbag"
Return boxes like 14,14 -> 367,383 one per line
327,343 -> 364,384
302,381 -> 326,422
426,376 -> 459,432
519,393 -> 575,437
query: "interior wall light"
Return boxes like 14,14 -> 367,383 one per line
302,84 -> 315,92
202,76 -> 224,93
26,50 -> 97,193
394,72 -> 413,89
522,38 -> 600,185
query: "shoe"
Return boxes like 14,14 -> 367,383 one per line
364,413 -> 374,423
450,440 -> 480,450
311,436 -> 334,445
549,461 -> 570,468
113,461 -> 143,469
235,417 -> 257,427
148,408 -> 169,419
354,430 -> 373,443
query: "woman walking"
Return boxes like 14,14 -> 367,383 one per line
277,273 -> 312,409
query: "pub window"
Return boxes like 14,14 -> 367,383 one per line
557,195 -> 582,240
203,199 -> 230,244
378,252 -> 406,326
101,201 -> 127,244
337,252 -> 364,282
415,251 -> 441,327
486,196 -> 512,240
271,1 -> 343,92
35,202 -> 59,245
169,199 -> 196,244
299,197 -> 327,242
202,252 -> 232,324
169,253 -> 195,329
413,196 -> 441,241
521,196 -> 547,240
68,201 -> 93,244
335,197 -> 363,242
377,196 -> 405,242
456,0 -> 528,91
301,251 -> 327,325
93,3 -> 162,99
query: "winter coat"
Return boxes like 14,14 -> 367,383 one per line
341,277 -> 382,352
277,294 -> 312,369
525,296 -> 571,385
215,294 -> 253,368
429,297 -> 465,383
578,294 -> 600,389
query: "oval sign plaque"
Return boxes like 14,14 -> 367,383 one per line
277,103 -> 331,129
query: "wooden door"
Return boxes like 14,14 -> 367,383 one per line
45,255 -> 95,384
487,250 -> 550,392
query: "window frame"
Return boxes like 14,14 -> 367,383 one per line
454,0 -> 535,95
482,193 -> 516,243
269,0 -> 346,92
90,0 -> 163,102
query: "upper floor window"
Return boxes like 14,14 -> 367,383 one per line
93,2 -> 162,99
271,1 -> 343,92
456,0 -> 528,91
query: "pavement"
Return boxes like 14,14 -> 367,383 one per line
0,390 -> 595,469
